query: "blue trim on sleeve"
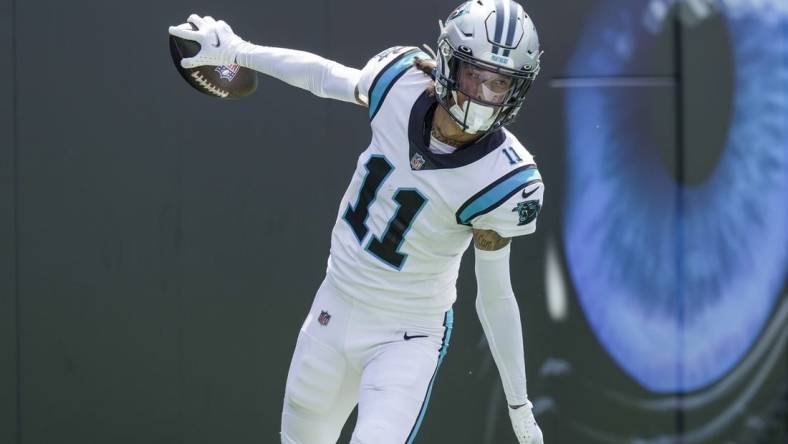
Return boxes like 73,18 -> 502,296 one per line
456,166 -> 541,225
368,49 -> 429,120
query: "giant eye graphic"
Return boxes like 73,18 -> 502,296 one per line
563,0 -> 788,393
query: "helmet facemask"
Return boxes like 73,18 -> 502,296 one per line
436,39 -> 537,135
434,0 -> 541,135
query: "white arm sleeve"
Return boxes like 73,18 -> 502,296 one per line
475,243 -> 529,407
234,45 -> 362,104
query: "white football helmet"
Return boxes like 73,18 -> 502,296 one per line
435,0 -> 541,134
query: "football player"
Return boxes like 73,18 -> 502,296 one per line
170,1 -> 544,443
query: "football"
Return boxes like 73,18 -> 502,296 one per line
168,24 -> 258,99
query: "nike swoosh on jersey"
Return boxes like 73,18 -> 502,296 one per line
522,187 -> 539,199
404,333 -> 429,341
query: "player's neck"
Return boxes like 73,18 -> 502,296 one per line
432,105 -> 482,148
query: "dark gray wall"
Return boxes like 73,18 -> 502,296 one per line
3,0 -> 786,443
1,0 -> 17,441
15,0 -> 184,439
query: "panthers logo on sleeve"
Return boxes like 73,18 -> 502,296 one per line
512,186 -> 542,226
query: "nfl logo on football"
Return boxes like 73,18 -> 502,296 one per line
215,64 -> 241,82
318,310 -> 331,326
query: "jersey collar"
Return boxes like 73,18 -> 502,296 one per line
408,91 -> 506,170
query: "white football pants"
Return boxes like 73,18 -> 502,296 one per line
281,279 -> 453,444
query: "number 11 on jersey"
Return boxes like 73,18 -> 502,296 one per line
343,155 -> 427,270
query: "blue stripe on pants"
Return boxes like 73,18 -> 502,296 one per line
405,310 -> 454,443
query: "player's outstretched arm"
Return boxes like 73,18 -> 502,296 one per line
473,229 -> 544,444
168,14 -> 363,104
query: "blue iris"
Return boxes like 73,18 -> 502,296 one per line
563,0 -> 788,393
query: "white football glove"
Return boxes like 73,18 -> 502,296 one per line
509,401 -> 544,444
168,14 -> 252,68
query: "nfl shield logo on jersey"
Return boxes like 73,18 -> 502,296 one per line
410,153 -> 426,170
215,64 -> 241,81
318,310 -> 331,326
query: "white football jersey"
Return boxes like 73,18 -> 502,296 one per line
325,47 -> 544,317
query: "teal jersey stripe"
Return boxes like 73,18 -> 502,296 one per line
440,309 -> 454,360
457,166 -> 541,225
368,50 -> 429,120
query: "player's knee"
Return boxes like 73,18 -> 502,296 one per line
349,423 -> 382,444
285,336 -> 346,415
351,420 -> 404,444
284,369 -> 343,415
284,381 -> 335,416
280,431 -> 300,444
